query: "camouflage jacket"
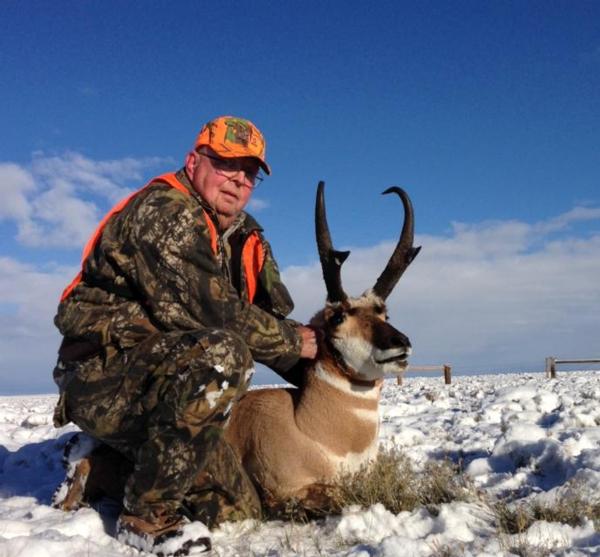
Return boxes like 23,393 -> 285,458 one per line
54,169 -> 302,377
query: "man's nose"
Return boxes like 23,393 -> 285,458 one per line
231,171 -> 253,189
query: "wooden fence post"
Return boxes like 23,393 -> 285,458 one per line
396,364 -> 452,385
544,357 -> 600,379
443,364 -> 452,385
545,356 -> 556,379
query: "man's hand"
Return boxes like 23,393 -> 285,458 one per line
297,326 -> 318,359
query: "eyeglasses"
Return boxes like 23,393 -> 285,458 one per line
198,152 -> 264,187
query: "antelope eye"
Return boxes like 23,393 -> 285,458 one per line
328,312 -> 345,327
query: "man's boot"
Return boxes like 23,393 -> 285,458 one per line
52,432 -> 131,511
116,510 -> 211,556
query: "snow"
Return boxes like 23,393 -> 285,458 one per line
1,371 -> 600,556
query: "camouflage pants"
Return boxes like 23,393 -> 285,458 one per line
53,328 -> 262,525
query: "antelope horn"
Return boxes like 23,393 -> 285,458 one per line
315,181 -> 349,303
372,187 -> 421,300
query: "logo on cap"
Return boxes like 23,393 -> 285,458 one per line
224,118 -> 252,147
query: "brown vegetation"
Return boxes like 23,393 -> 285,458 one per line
266,447 -> 471,520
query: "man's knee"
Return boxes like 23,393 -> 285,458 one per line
190,329 -> 253,385
166,329 -> 254,427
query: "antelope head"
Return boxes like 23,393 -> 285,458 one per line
311,181 -> 421,383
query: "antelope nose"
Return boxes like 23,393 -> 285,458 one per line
391,332 -> 411,349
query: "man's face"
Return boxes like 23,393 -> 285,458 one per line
185,148 -> 260,227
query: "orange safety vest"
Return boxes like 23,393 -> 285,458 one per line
60,173 -> 265,303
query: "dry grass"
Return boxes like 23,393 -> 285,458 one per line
493,483 -> 600,557
266,447 -> 471,521
260,449 -> 600,556
331,449 -> 471,515
494,487 -> 600,535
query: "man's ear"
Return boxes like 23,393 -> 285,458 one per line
184,150 -> 198,176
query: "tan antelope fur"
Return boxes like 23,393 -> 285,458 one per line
225,182 -> 420,506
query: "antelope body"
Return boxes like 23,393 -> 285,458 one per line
225,182 -> 420,505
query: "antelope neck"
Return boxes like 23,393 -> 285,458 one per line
324,337 -> 380,389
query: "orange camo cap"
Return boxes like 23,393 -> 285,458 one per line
194,116 -> 271,175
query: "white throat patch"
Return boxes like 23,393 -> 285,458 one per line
331,335 -> 385,381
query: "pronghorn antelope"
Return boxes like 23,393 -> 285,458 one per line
225,181 -> 420,507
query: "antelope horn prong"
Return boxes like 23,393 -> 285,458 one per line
372,186 -> 421,300
315,181 -> 349,303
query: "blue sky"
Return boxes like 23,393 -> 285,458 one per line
1,1 -> 599,393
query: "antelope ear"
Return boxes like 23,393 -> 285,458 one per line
332,250 -> 350,266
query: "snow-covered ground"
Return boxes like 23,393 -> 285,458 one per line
1,371 -> 599,556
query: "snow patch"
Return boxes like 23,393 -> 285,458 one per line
2,371 -> 600,555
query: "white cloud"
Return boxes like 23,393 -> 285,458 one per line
20,187 -> 100,247
536,206 -> 600,234
0,163 -> 35,220
0,257 -> 77,394
0,152 -> 170,248
278,211 -> 600,379
77,84 -> 98,96
30,151 -> 165,203
2,184 -> 600,391
247,197 -> 269,211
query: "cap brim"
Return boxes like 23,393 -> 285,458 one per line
203,144 -> 271,176
258,159 -> 271,176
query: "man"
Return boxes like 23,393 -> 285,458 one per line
52,116 -> 317,555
